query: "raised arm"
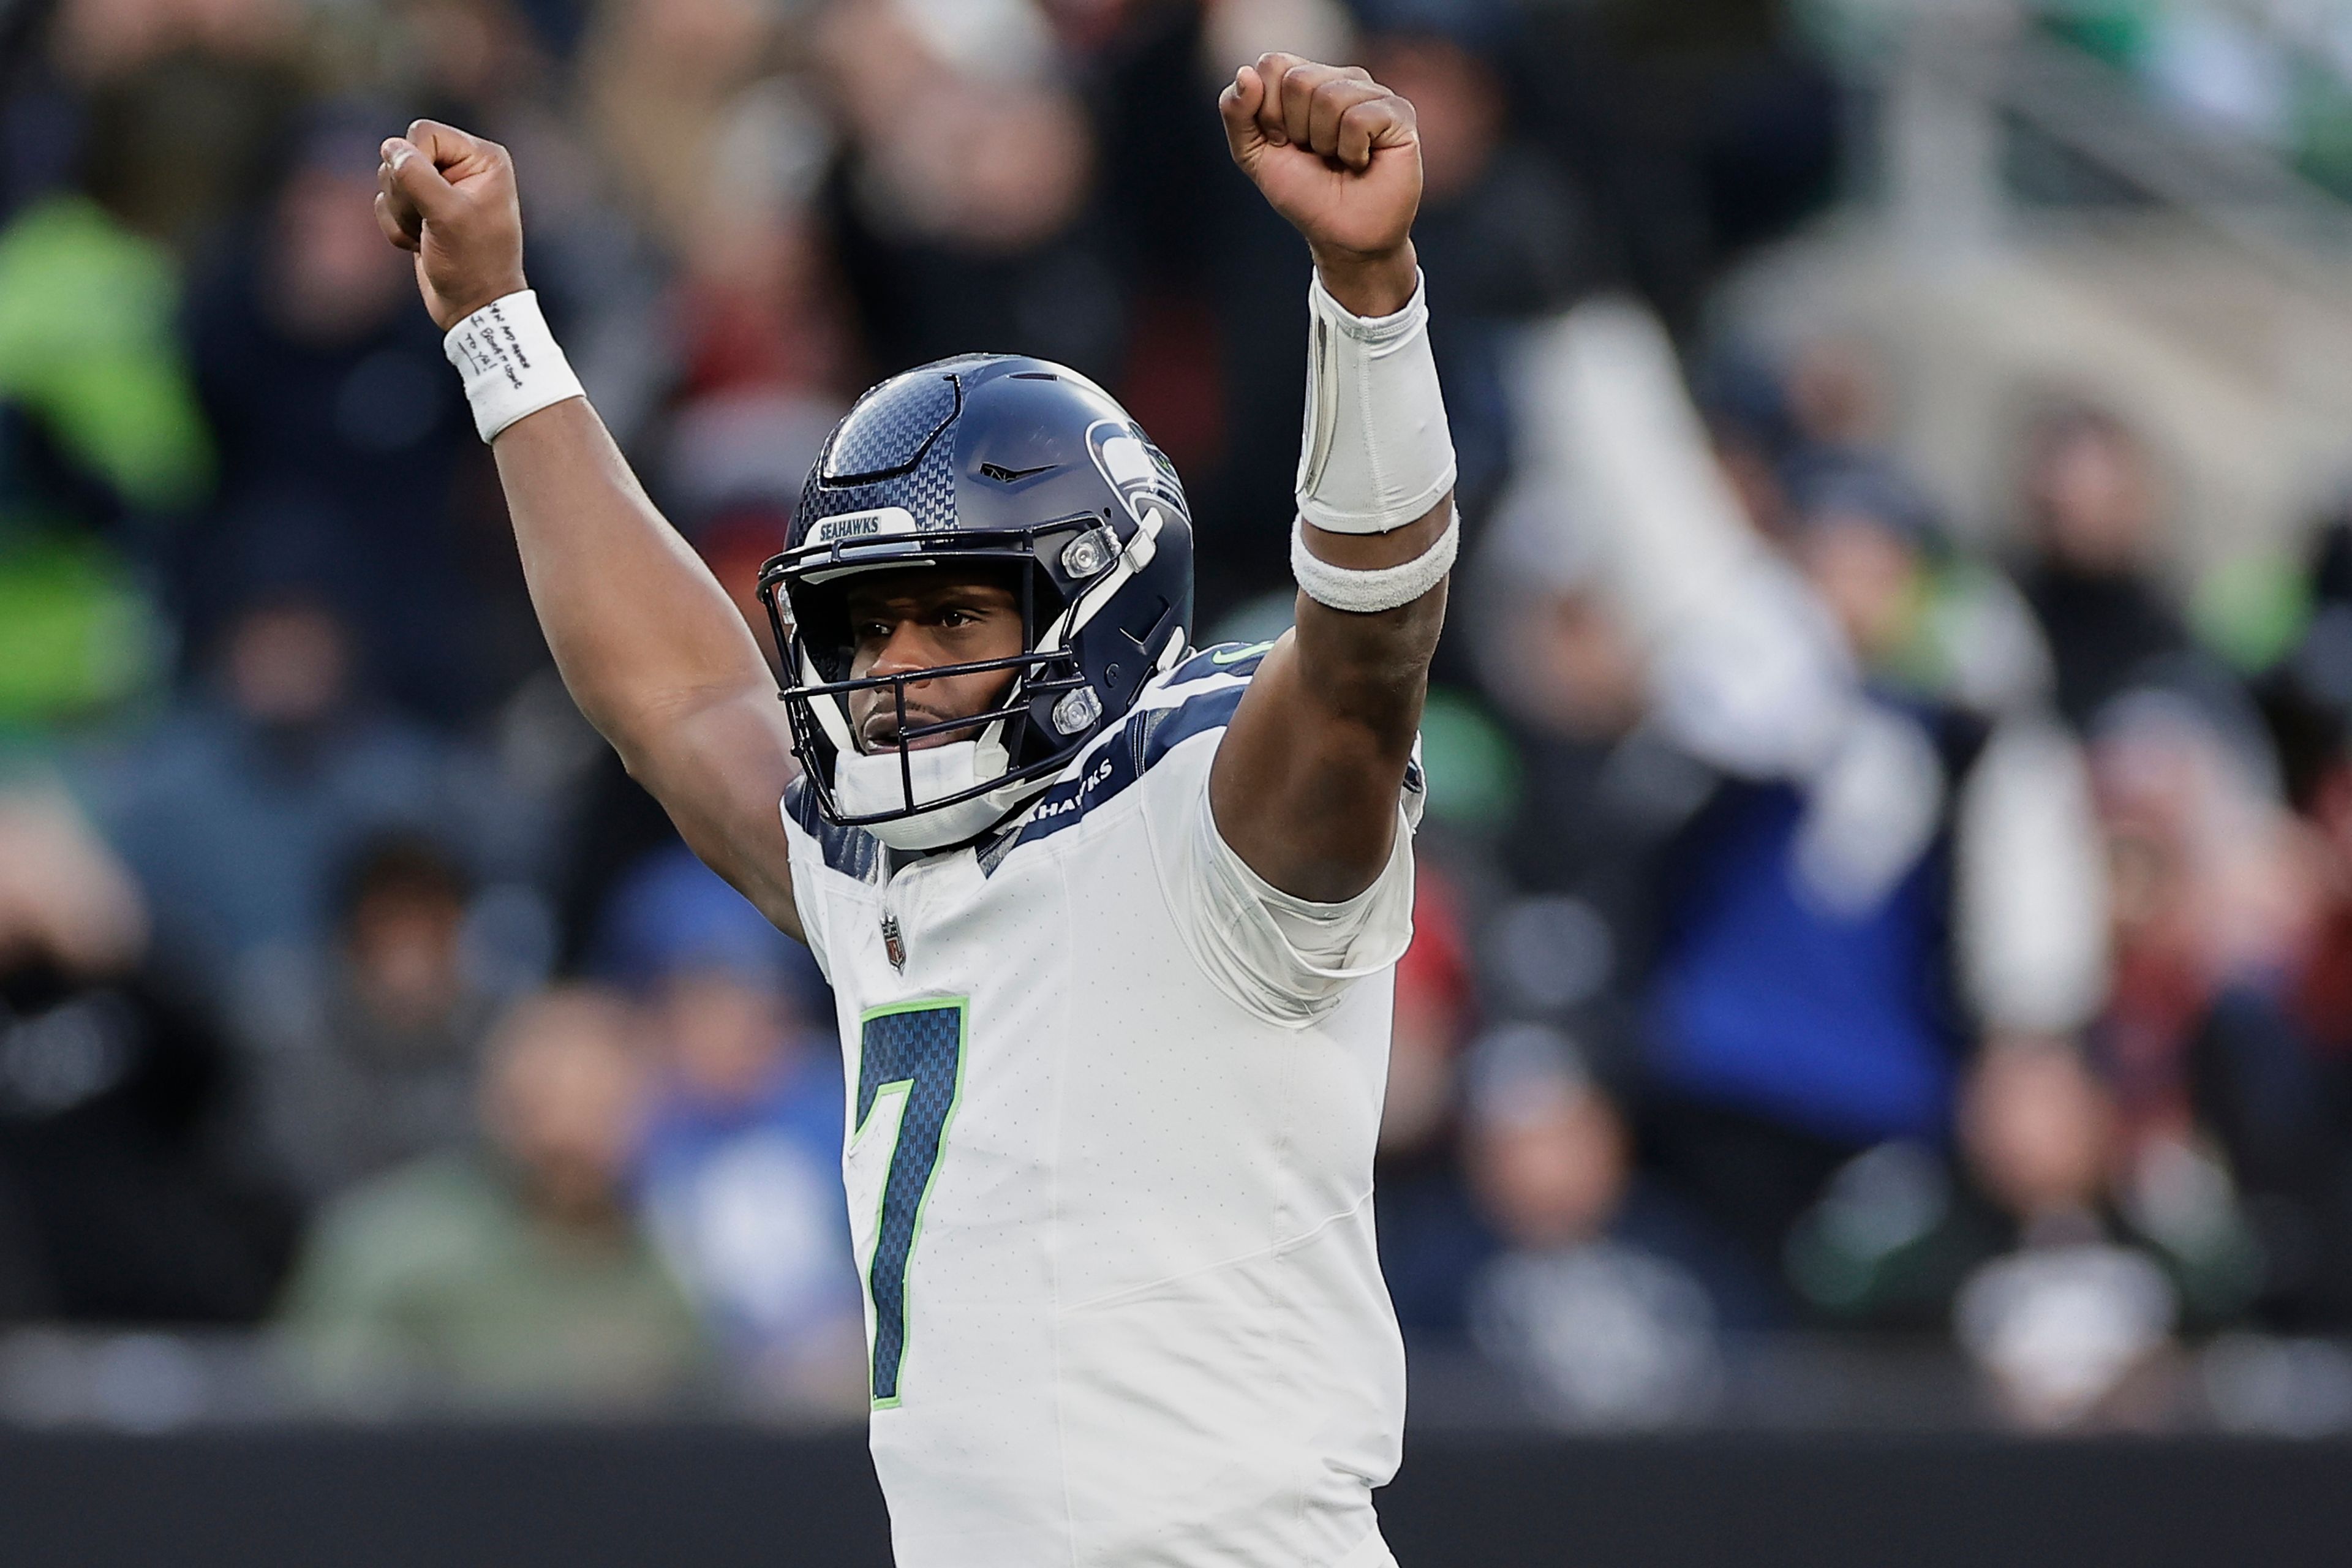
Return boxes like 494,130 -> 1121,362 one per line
375,121 -> 802,941
1210,57 -> 1452,903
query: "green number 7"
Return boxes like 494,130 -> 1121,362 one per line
853,998 -> 968,1408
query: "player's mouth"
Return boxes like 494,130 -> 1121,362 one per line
860,709 -> 980,753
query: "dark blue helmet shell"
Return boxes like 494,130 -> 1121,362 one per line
758,354 -> 1196,835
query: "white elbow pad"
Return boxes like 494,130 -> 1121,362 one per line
1294,270 -> 1457,535
444,290 -> 586,443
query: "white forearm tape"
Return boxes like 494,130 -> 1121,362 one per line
1291,508 -> 1458,614
443,290 -> 586,443
1295,268 -> 1456,535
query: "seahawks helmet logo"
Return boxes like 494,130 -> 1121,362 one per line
1087,420 -> 1189,530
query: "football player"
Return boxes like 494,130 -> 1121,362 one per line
377,51 -> 1455,1568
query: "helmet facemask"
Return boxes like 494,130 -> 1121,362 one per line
760,519 -> 1147,851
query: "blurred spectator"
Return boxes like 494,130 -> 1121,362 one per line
596,846 -> 862,1412
1372,859 -> 1493,1336
1783,1036 -> 2256,1431
818,0 -> 1123,380
580,0 -> 852,464
29,0 -> 303,254
175,102 -> 514,723
2198,650 -> 2352,1324
2087,687 -> 2310,1155
1782,452 -> 2053,722
1508,0 -> 1839,331
257,834 -> 499,1202
0,158 -> 212,524
1379,861 -> 1477,1163
1461,1024 -> 1736,1427
1076,0 -> 1362,622
2013,404 -> 2196,733
1952,1042 -> 2185,1430
281,983 -> 705,1411
77,594 -> 502,1017
1464,531 -> 1694,1088
1494,302 -> 2108,1302
1360,0 -> 1595,526
579,0 -> 809,260
2075,685 -> 2308,1324
0,783 -> 294,1324
0,75 -> 219,729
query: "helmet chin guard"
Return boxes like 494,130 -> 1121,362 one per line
834,736 -> 1037,852
759,354 -> 1195,852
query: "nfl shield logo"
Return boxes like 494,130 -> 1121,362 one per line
881,914 -> 907,973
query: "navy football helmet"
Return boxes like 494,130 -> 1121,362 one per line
757,355 -> 1195,850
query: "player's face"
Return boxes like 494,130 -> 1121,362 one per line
845,568 -> 1026,753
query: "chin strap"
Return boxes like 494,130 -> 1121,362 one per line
833,738 -> 1047,852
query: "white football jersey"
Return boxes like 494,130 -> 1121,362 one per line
778,641 -> 1420,1568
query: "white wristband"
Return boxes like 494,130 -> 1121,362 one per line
1295,268 -> 1457,535
1291,508 -> 1458,614
443,290 -> 586,443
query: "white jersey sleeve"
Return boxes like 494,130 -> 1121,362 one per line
782,800 -> 837,979
780,769 -> 892,984
1138,654 -> 1422,1028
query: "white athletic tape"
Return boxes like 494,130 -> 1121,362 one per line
1290,508 -> 1458,614
1294,269 -> 1457,535
443,290 -> 586,443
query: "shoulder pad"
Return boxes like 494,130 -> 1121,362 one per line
784,775 -> 884,880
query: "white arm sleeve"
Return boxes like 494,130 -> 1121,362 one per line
1142,733 -> 1420,1029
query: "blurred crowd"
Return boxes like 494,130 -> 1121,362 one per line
2040,0 -> 2352,198
9,0 -> 2352,1434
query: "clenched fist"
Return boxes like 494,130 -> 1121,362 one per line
1219,53 -> 1422,318
375,119 -> 529,331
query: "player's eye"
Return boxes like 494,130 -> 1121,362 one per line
938,608 -> 977,628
